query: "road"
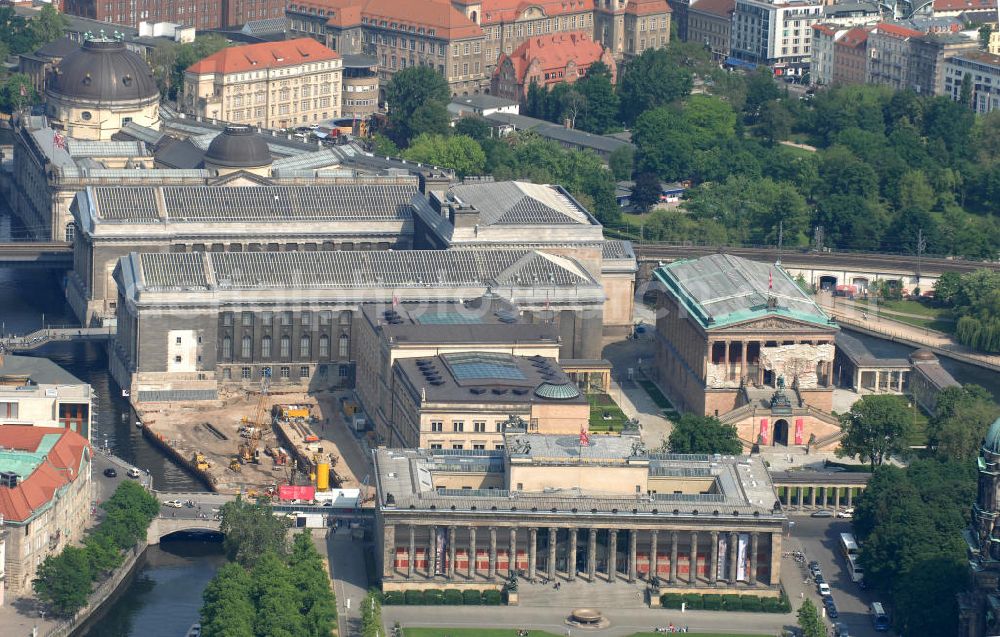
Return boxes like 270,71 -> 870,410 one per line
786,515 -> 883,637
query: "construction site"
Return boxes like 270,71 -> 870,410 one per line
136,378 -> 372,501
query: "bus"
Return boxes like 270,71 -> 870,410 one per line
839,533 -> 859,559
871,601 -> 890,631
846,553 -> 865,583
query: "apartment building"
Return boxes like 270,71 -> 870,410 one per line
687,0 -> 735,60
63,0 -> 285,29
909,32 -> 979,96
943,51 -> 1000,113
730,0 -> 823,76
832,26 -> 870,86
810,23 -> 846,85
183,38 -> 343,129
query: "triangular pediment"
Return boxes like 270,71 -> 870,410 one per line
208,170 -> 274,187
708,315 -> 838,334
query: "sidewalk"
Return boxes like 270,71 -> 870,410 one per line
602,338 -> 674,449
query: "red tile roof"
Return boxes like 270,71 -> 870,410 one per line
0,427 -> 90,523
481,0 -> 596,25
932,0 -> 996,11
812,23 -> 838,37
874,22 -> 924,39
838,26 -> 871,49
690,0 -> 735,17
186,38 -> 341,75
500,31 -> 608,83
626,0 -> 672,15
293,0 -> 483,38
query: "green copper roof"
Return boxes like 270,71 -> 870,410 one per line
652,254 -> 837,330
534,382 -> 581,400
0,433 -> 62,479
984,417 -> 1000,455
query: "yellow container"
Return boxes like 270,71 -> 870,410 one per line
316,462 -> 330,491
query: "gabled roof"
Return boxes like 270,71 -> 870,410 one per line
626,0 -> 672,15
449,181 -> 592,226
690,0 -> 735,16
481,0 -> 596,25
0,427 -> 90,524
186,38 -> 340,75
873,22 -> 923,39
653,254 -> 837,331
838,26 -> 871,48
500,32 -> 607,83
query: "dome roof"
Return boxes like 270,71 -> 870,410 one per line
910,349 -> 937,362
984,417 -> 1000,455
534,381 -> 580,400
49,37 -> 158,103
204,125 -> 273,168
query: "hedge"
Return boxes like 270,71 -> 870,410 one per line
384,589 -> 505,605
659,592 -> 790,613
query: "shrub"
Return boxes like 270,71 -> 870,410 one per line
443,589 -> 463,605
462,589 -> 483,605
382,590 -> 404,605
722,594 -> 742,611
404,590 -> 424,605
661,593 -> 684,609
701,594 -> 723,610
483,589 -> 503,605
423,589 -> 445,605
741,596 -> 763,612
681,593 -> 703,610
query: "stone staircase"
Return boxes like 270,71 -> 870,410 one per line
516,578 -> 648,608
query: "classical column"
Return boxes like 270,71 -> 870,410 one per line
469,526 -> 477,579
834,487 -> 841,512
428,525 -> 437,577
874,370 -> 881,392
797,487 -> 803,509
847,488 -> 854,507
528,527 -> 538,580
709,531 -> 719,585
669,531 -> 679,584
770,532 -> 782,586
448,526 -> 457,580
628,529 -> 637,583
383,524 -> 396,579
740,340 -> 747,382
750,532 -> 759,586
509,528 -> 518,578
488,527 -> 497,579
854,367 -> 861,391
728,531 -> 738,584
568,529 -> 578,580
649,530 -> 659,581
608,530 -> 618,581
588,528 -> 597,582
690,531 -> 699,586
408,525 -> 416,579
548,528 -> 557,580
810,487 -> 817,507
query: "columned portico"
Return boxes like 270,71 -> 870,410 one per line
568,529 -> 578,580
608,529 -> 618,582
588,528 -> 597,581
547,527 -> 557,580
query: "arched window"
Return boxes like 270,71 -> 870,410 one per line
222,336 -> 232,360
65,222 -> 75,242
241,336 -> 252,359
338,333 -> 349,358
319,334 -> 330,358
300,335 -> 311,358
261,335 -> 272,358
280,335 -> 291,358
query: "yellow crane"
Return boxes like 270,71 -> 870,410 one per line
237,368 -> 272,464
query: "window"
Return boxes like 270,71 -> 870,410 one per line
261,336 -> 272,358
223,368 -> 231,380
496,422 -> 503,432
453,421 -> 464,432
174,355 -> 182,363
473,421 -> 486,433
320,311 -> 332,325
301,311 -> 311,326
222,336 -> 233,359
299,335 -> 311,358
339,311 -> 351,325
319,334 -> 330,357
280,335 -> 291,358
431,421 -> 443,432
473,444 -> 485,450
430,444 -> 443,450
65,222 -> 75,242
0,402 -> 19,418
339,365 -> 350,378
223,313 -> 234,326
338,334 -> 349,358
281,312 -> 292,326
241,367 -> 252,379
280,366 -> 290,379
452,444 -> 464,450
300,366 -> 310,378
242,312 -> 253,326
175,336 -> 183,345
240,336 -> 251,359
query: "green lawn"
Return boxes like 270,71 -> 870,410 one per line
855,297 -> 952,319
403,630 -> 759,637
588,393 -> 629,432
637,378 -> 676,415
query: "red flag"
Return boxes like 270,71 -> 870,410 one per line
769,269 -> 773,290
579,427 -> 590,447
392,294 -> 399,307
53,133 -> 66,150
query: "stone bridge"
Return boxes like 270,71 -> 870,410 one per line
147,515 -> 222,545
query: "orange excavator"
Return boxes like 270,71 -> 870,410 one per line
237,368 -> 271,464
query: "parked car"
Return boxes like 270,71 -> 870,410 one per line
162,499 -> 184,508
103,467 -> 117,478
808,561 -> 822,578
811,509 -> 834,518
837,507 -> 855,518
814,574 -> 826,586
826,601 -> 839,618
126,467 -> 141,479
817,582 -> 832,597
834,623 -> 850,637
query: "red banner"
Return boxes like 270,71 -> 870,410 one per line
794,418 -> 804,446
278,485 -> 316,501
760,418 -> 769,445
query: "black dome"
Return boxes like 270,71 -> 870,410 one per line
204,125 -> 273,168
49,37 -> 158,103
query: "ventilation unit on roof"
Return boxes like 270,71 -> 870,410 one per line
0,471 -> 19,488
470,388 -> 487,395
495,309 -> 518,323
430,380 -> 445,386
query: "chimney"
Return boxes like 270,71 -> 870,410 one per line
564,118 -> 572,129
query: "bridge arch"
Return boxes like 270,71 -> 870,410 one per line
147,517 -> 222,545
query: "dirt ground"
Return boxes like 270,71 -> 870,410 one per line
137,387 -> 365,494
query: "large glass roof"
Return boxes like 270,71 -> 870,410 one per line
443,352 -> 526,381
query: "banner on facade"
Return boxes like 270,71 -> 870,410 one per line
760,418 -> 769,445
717,534 -> 728,581
794,418 -> 804,445
736,533 -> 750,582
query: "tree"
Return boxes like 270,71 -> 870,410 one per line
361,590 -> 383,637
252,553 -> 306,637
631,172 -> 662,212
797,599 -> 825,637
34,546 -> 93,617
0,73 -> 38,113
30,4 -> 69,46
288,532 -> 337,637
927,384 -> 1000,462
402,133 -> 486,177
560,88 -> 587,129
384,66 -> 451,146
757,99 -> 791,144
153,34 -> 230,101
201,562 -> 255,637
743,68 -> 781,123
980,24 -> 994,50
666,414 -> 743,455
524,79 -> 547,118
371,133 -> 399,157
960,73 -> 973,108
574,66 -> 620,134
609,145 -> 634,181
837,395 -> 911,470
634,106 -> 696,182
617,48 -> 693,125
219,497 -> 289,568
453,115 -> 492,142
